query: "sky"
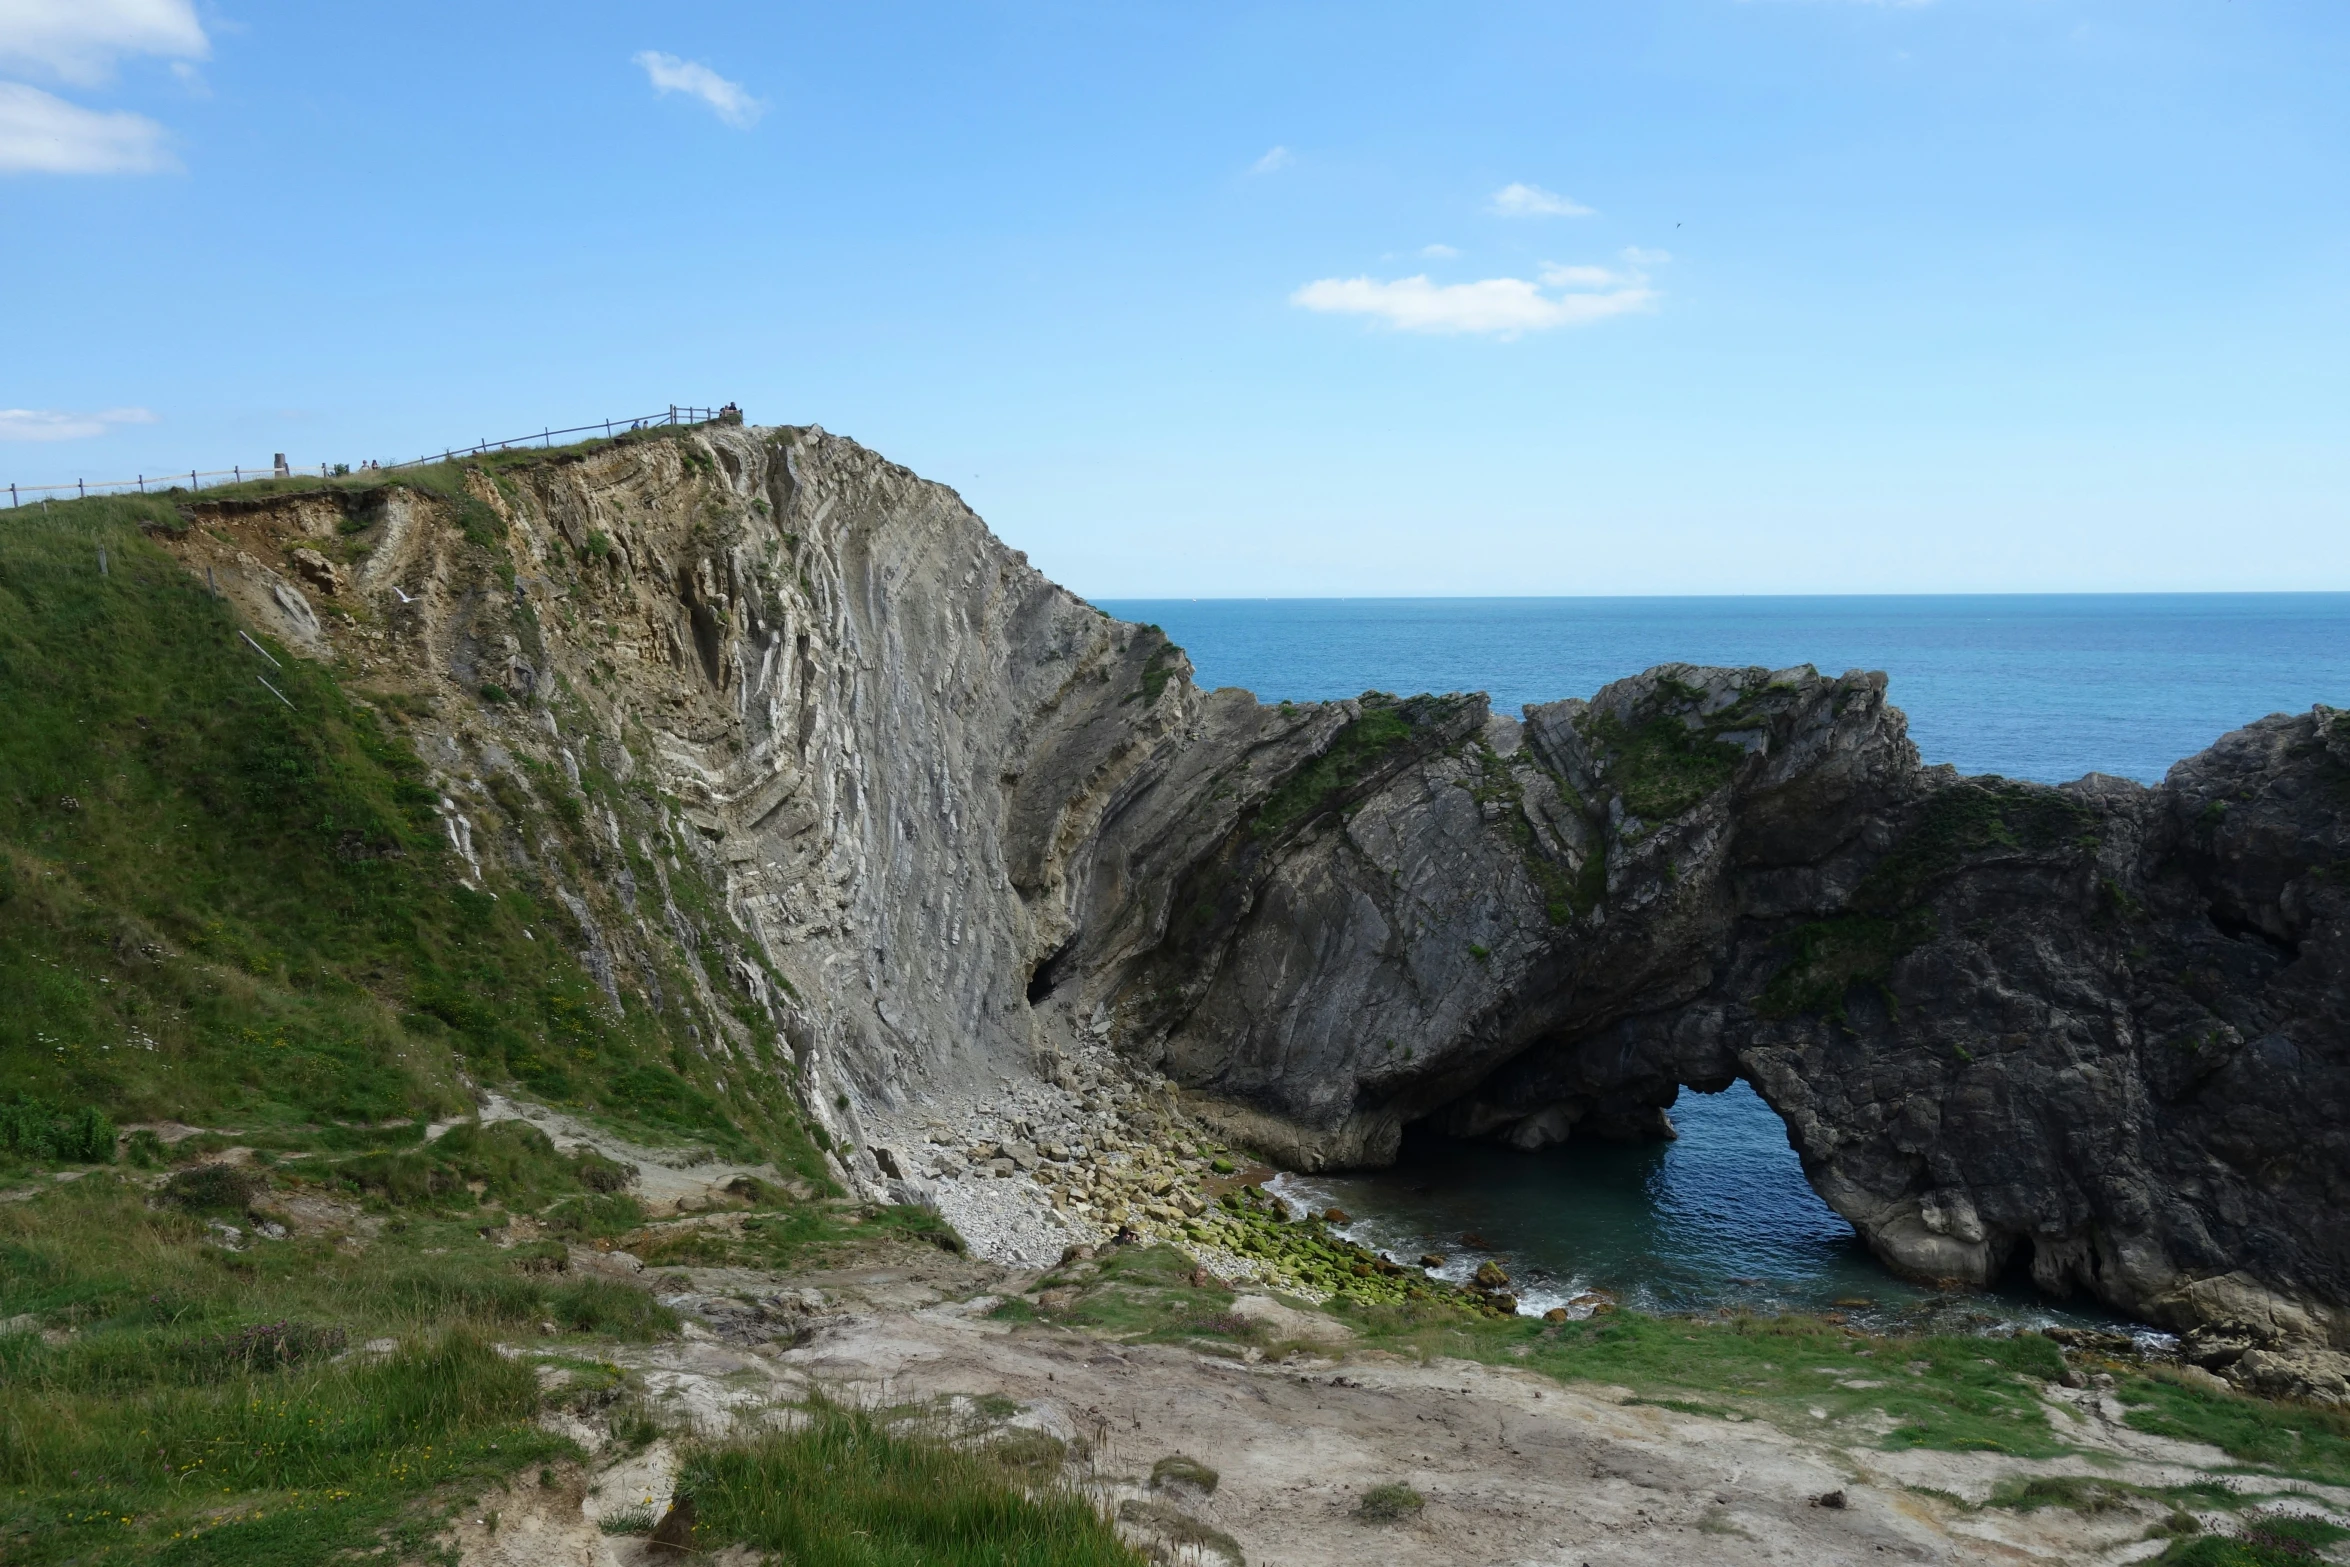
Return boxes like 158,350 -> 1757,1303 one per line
3,0 -> 2346,597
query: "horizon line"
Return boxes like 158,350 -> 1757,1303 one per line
1088,589 -> 2350,602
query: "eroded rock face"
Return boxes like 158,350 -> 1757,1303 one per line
1084,663 -> 2347,1337
159,423 -> 2350,1342
1073,663 -> 2350,1345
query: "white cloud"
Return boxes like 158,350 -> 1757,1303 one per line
1419,243 -> 1461,259
1292,254 -> 1660,339
1538,262 -> 1619,288
1490,181 -> 1593,218
633,51 -> 762,129
0,0 -> 207,86
0,81 -> 171,173
0,405 -> 156,441
1249,145 -> 1291,175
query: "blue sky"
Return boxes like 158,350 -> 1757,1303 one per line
3,1 -> 2345,596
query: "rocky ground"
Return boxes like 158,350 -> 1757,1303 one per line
444,1233 -> 2350,1567
348,1088 -> 2350,1566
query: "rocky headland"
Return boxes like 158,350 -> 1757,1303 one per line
159,418 -> 2350,1385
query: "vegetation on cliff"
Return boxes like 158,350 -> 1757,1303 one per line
5,435 -> 2347,1563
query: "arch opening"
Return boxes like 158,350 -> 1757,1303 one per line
1277,1075 -> 2133,1328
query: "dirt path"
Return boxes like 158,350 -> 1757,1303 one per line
473,1091 -> 807,1214
449,1242 -> 2350,1567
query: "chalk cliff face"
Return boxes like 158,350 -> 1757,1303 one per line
179,422 -> 2350,1346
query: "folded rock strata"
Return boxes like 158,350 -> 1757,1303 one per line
162,422 -> 2350,1351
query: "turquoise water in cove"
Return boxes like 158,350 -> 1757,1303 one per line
1099,595 -> 2350,1325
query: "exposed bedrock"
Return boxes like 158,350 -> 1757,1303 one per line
1079,666 -> 2350,1348
1084,662 -> 2350,1340
175,421 -> 2350,1346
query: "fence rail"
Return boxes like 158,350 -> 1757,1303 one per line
5,404 -> 733,509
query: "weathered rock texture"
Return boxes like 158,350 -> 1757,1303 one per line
165,422 -> 2350,1348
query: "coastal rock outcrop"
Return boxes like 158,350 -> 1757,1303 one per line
160,421 -> 2350,1346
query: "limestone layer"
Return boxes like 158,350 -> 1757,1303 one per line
178,422 -> 2350,1349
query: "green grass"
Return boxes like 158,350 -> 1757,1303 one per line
1124,628 -> 1183,709
0,498 -> 467,1132
677,1400 -> 1142,1567
1356,1482 -> 1423,1522
1339,1304 -> 2075,1457
2,1095 -> 117,1162
1463,744 -> 1594,924
2154,1513 -> 2350,1566
1580,705 -> 1745,822
0,484 -> 824,1181
623,1200 -> 964,1270
1023,1245 -> 1276,1346
1985,1474 -> 2133,1513
2115,1369 -> 2350,1486
1149,1454 -> 1218,1493
1249,695 -> 1458,840
0,1176 -> 630,1564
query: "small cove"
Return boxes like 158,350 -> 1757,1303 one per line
1270,1081 -> 2132,1334
1103,593 -> 2350,1327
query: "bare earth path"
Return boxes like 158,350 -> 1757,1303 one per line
450,1244 -> 2348,1567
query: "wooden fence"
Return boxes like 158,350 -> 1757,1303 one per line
5,404 -> 734,509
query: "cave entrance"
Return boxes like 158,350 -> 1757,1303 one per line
1273,1081 -> 1912,1318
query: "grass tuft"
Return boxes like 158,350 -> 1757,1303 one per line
1357,1482 -> 1424,1522
679,1399 -> 1141,1566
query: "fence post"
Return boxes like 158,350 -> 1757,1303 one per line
79,479 -> 86,498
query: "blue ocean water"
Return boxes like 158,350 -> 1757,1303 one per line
1099,594 -> 2350,1322
1099,594 -> 2350,785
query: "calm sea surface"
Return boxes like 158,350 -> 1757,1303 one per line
1099,595 -> 2350,1325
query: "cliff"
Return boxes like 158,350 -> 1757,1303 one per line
114,421 -> 2350,1351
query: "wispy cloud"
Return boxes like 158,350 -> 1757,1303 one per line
633,51 -> 763,129
1419,243 -> 1461,259
0,405 -> 157,441
1490,181 -> 1593,218
0,82 -> 172,173
0,0 -> 207,86
1292,251 -> 1660,339
1250,145 -> 1292,175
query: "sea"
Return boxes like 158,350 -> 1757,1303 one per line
1097,594 -> 2350,1329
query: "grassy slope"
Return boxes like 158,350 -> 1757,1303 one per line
0,1169 -> 1135,1565
0,481 -> 826,1163
0,482 -> 1131,1563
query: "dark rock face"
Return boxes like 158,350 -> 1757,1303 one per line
1058,663 -> 2350,1339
